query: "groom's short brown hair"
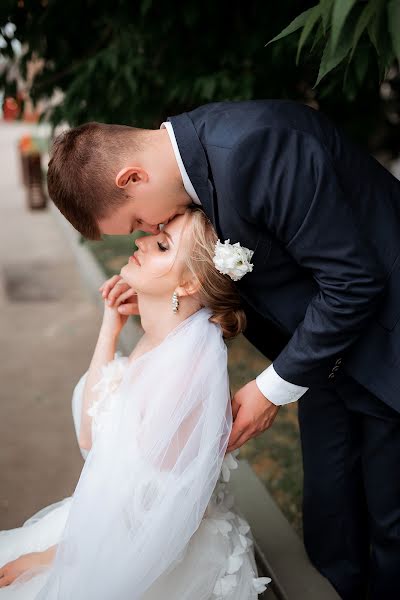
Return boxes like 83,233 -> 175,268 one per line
47,122 -> 146,240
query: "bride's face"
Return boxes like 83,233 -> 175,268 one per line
119,212 -> 191,296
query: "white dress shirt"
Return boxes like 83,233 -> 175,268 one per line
161,121 -> 309,406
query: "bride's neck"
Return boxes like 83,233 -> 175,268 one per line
136,293 -> 201,345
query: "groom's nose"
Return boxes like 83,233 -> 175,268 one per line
139,223 -> 160,235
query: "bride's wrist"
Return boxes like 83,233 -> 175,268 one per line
37,545 -> 57,566
99,322 -> 120,341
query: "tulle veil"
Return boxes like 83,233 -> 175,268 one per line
35,307 -> 233,598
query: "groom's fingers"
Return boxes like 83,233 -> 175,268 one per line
231,395 -> 240,420
227,411 -> 250,451
227,432 -> 250,453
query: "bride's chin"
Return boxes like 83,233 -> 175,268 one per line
120,264 -> 131,280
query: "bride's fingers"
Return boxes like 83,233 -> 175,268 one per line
0,570 -> 10,587
117,301 -> 140,316
100,275 -> 122,298
106,282 -> 131,305
114,288 -> 137,307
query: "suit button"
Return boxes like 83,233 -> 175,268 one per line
329,373 -> 335,379
333,365 -> 340,372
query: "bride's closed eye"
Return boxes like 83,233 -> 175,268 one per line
157,241 -> 168,252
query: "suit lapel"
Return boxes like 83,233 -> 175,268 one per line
167,113 -> 221,234
167,112 -> 265,265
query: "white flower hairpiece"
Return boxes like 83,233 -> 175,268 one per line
212,239 -> 254,281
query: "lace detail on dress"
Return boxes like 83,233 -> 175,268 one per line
86,351 -> 129,439
205,449 -> 272,598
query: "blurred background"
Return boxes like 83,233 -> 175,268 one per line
0,0 -> 399,538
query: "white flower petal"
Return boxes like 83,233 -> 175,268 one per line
227,554 -> 243,574
253,576 -> 272,593
237,517 -> 251,534
213,239 -> 254,281
231,542 -> 246,557
213,573 -> 238,596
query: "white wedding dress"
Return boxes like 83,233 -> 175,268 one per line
0,309 -> 271,599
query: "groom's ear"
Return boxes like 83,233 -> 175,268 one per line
115,167 -> 149,189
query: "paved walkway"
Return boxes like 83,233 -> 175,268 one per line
0,122 -> 103,529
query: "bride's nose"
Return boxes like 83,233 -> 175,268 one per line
135,235 -> 147,251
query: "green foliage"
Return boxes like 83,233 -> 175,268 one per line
0,1 -> 307,128
268,0 -> 400,100
0,1 -> 397,151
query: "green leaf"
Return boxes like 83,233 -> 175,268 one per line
319,0 -> 334,34
265,7 -> 315,46
349,1 -> 376,61
315,26 -> 353,86
310,21 -> 324,53
331,0 -> 357,52
367,0 -> 385,55
388,0 -> 400,62
296,5 -> 322,64
353,49 -> 369,85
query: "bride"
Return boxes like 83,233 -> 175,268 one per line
0,207 -> 271,599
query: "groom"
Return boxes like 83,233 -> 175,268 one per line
48,100 -> 400,599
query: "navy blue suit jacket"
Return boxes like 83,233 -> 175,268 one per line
167,100 -> 400,412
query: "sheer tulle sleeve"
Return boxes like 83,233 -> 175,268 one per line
36,309 -> 233,599
71,351 -> 127,461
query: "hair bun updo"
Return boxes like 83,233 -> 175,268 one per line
184,208 -> 247,340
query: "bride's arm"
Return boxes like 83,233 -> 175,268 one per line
78,322 -> 119,450
78,324 -> 118,449
39,544 -> 57,565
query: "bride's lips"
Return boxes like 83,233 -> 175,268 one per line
129,253 -> 141,266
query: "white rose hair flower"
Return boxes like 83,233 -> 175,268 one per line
212,239 -> 254,281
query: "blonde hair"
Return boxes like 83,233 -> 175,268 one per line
185,208 -> 246,339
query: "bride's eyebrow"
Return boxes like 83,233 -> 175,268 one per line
163,230 -> 174,246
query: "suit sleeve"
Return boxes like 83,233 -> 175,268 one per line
229,126 -> 387,388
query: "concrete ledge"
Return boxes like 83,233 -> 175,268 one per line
230,461 -> 340,599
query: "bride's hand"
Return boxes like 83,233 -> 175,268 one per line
99,275 -> 139,316
101,286 -> 130,339
0,552 -> 45,587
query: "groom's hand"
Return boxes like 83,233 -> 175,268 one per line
226,380 -> 280,452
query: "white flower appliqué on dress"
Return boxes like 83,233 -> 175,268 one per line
87,351 -> 129,439
206,449 -> 272,598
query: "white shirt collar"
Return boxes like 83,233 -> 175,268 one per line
160,121 -> 201,205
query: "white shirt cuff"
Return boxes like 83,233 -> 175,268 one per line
255,363 -> 309,406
